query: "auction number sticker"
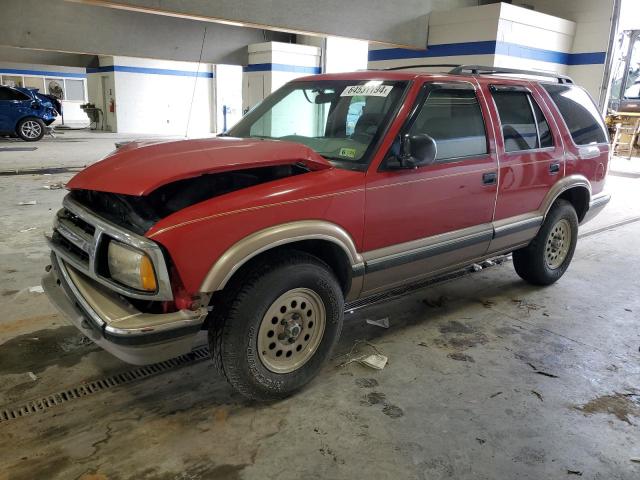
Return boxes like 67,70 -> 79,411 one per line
341,85 -> 393,97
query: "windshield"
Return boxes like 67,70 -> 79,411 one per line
228,80 -> 408,169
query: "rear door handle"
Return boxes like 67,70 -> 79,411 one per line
549,162 -> 560,174
482,172 -> 497,185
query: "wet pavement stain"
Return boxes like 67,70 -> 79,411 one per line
576,393 -> 640,425
0,325 -> 98,375
382,404 -> 404,418
355,377 -> 379,388
448,352 -> 475,362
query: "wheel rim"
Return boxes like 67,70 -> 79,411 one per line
257,288 -> 326,374
21,120 -> 42,139
545,218 -> 571,269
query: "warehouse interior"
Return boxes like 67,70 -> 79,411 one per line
1,0 -> 640,479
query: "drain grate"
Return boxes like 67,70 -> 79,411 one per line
0,346 -> 210,423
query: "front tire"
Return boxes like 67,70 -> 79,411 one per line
16,117 -> 46,142
513,199 -> 578,285
210,251 -> 344,400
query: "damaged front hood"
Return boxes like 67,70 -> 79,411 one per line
66,137 -> 332,196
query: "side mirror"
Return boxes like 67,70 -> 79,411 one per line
398,133 -> 437,168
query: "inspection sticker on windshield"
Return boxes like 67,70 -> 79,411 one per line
339,147 -> 357,159
341,85 -> 393,97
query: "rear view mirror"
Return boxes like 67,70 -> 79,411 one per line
398,133 -> 437,168
314,92 -> 335,104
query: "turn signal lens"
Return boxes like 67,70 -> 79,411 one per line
139,254 -> 157,291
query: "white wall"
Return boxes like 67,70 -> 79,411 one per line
215,64 -> 243,133
367,2 -> 614,102
87,56 -> 215,136
243,42 -> 321,112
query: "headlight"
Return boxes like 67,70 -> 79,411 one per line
107,240 -> 158,292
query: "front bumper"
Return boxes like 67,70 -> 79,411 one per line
581,192 -> 611,224
42,253 -> 207,365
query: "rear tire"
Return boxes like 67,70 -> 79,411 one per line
16,117 -> 45,142
209,251 -> 344,400
513,199 -> 578,285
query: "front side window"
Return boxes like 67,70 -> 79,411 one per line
229,80 -> 407,169
408,88 -> 488,160
492,90 -> 553,152
542,84 -> 607,145
0,87 -> 29,101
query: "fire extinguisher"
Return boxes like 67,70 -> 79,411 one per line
109,98 -> 115,113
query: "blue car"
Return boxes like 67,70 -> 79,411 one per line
0,85 -> 60,141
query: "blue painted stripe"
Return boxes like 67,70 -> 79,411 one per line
86,65 -> 214,78
243,63 -> 321,74
0,68 -> 86,78
368,40 -> 605,66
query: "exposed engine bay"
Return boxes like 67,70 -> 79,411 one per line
70,163 -> 310,235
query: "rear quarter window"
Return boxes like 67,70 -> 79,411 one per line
542,84 -> 608,145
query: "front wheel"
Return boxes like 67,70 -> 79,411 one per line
513,199 -> 578,285
210,251 -> 344,400
16,118 -> 46,142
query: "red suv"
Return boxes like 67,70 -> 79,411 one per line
43,65 -> 610,400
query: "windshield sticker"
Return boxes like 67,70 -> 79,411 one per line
339,147 -> 357,159
341,85 -> 393,97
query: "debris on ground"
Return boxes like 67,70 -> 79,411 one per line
625,308 -> 632,312
17,200 -> 37,206
567,470 -> 583,476
512,299 -> 544,314
336,340 -> 388,370
471,263 -> 482,272
19,227 -> 36,233
481,260 -> 495,267
476,438 -> 486,445
43,182 -> 65,190
630,458 -> 640,463
422,295 -> 448,308
27,372 -> 37,382
28,285 -> 44,293
481,299 -> 495,308
366,317 -> 390,329
417,341 -> 429,348
360,354 -> 388,370
525,361 -> 559,378
531,390 -> 544,401
489,391 -> 503,399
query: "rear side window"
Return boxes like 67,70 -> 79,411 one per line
0,87 -> 29,101
491,90 -> 553,152
542,84 -> 608,145
409,89 -> 487,160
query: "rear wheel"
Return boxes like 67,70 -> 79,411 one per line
513,199 -> 578,285
209,251 -> 344,400
17,117 -> 45,141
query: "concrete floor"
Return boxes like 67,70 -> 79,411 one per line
1,131 -> 640,480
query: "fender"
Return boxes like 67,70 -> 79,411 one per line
199,220 -> 365,295
540,174 -> 591,218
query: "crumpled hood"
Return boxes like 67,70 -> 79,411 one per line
66,137 -> 332,196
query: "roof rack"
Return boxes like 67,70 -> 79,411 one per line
449,65 -> 573,84
383,63 -> 461,71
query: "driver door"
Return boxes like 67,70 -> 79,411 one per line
362,81 -> 499,294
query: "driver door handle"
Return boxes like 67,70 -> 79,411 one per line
482,172 -> 497,185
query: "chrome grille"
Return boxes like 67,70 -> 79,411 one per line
47,194 -> 173,301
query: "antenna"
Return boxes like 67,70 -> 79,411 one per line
185,26 -> 207,138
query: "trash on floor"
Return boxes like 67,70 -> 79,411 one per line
336,340 -> 387,370
19,227 -> 36,233
43,182 -> 65,190
18,200 -> 37,206
27,372 -> 37,382
471,263 -> 482,272
366,317 -> 389,329
28,285 -> 44,293
360,353 -> 388,370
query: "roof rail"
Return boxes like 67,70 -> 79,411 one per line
383,63 -> 461,71
449,65 -> 574,84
